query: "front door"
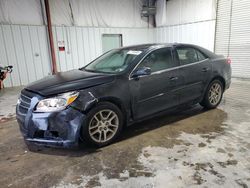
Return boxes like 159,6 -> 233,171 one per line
129,47 -> 180,120
175,46 -> 212,104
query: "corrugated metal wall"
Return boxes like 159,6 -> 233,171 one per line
0,25 -> 154,87
0,24 -> 51,87
155,20 -> 216,52
215,0 -> 250,78
2,0 -> 250,88
214,0 -> 231,57
0,0 -> 222,87
230,0 -> 250,78
52,26 -> 155,72
1,22 -> 215,87
155,0 -> 216,52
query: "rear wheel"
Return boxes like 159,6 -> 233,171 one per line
81,102 -> 123,147
200,79 -> 223,109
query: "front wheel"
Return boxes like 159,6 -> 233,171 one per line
81,102 -> 123,147
200,79 -> 224,109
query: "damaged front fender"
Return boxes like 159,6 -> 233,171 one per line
71,91 -> 99,113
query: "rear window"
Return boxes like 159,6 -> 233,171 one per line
196,50 -> 207,61
176,47 -> 207,65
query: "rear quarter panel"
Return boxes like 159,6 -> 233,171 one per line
211,55 -> 231,89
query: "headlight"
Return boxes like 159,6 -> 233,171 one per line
35,91 -> 79,112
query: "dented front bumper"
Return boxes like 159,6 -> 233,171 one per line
16,89 -> 86,148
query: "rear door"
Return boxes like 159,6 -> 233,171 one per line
175,46 -> 212,104
129,47 -> 181,119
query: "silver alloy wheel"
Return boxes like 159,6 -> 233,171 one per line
88,109 -> 119,143
208,82 -> 222,105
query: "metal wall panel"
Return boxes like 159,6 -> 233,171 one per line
156,0 -> 216,26
52,26 -> 155,71
0,25 -> 154,87
215,0 -> 250,78
0,22 -> 218,87
0,24 -> 51,87
229,0 -> 250,78
214,0 -> 232,57
155,20 -> 216,52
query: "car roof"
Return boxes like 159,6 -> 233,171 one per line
119,43 -> 216,58
119,43 -> 172,51
119,43 -> 206,51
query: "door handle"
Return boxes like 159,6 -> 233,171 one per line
202,67 -> 209,72
169,76 -> 178,81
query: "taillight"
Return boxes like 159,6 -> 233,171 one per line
226,58 -> 231,64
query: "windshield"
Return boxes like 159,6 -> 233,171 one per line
84,49 -> 142,73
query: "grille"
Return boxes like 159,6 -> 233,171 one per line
18,90 -> 34,115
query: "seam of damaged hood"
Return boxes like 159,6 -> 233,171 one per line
26,76 -> 116,97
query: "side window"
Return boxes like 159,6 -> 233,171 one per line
176,47 -> 199,65
196,50 -> 207,61
138,48 -> 177,73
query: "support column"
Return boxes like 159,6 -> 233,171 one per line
44,0 -> 57,74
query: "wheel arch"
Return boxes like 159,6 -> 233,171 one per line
84,96 -> 128,124
200,75 -> 225,109
98,96 -> 126,114
210,75 -> 226,91
201,75 -> 226,103
79,96 -> 128,143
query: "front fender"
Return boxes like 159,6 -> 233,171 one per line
71,91 -> 98,113
71,91 -> 131,125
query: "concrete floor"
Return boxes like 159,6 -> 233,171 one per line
0,78 -> 249,188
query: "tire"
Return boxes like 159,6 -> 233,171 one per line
81,102 -> 123,147
200,79 -> 224,109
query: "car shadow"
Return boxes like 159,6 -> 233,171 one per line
28,104 -> 215,156
120,104 -> 206,140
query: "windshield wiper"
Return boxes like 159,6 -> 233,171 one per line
80,68 -> 109,74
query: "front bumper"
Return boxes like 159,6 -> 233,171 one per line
16,90 -> 86,148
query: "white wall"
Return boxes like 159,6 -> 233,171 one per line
50,0 -> 149,27
0,0 -> 217,87
155,0 -> 216,51
0,0 -> 150,28
0,0 -> 44,25
155,20 -> 216,51
1,21 -> 215,87
0,24 -> 154,87
0,24 -> 51,87
52,26 -> 155,72
156,0 -> 216,26
215,0 -> 250,78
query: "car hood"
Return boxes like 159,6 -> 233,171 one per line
26,69 -> 115,96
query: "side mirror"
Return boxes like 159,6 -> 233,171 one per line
131,67 -> 151,78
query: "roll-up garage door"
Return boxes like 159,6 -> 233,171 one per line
215,0 -> 250,78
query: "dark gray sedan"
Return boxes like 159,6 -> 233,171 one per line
16,43 -> 231,148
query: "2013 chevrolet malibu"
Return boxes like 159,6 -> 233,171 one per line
16,43 -> 231,148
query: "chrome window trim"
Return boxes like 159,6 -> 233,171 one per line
129,48 -> 209,80
178,58 -> 209,69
